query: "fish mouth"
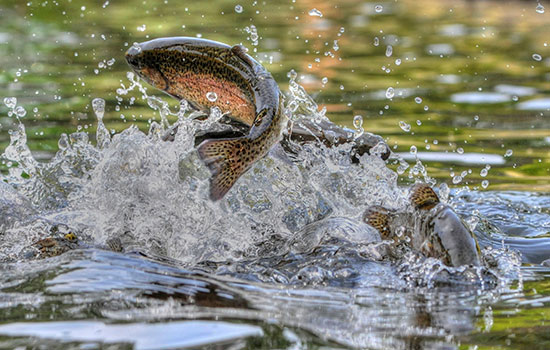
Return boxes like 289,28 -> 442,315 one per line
125,44 -> 144,70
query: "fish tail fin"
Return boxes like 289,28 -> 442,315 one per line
197,137 -> 252,201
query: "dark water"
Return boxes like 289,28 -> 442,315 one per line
1,0 -> 550,349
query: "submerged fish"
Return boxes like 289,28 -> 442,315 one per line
364,184 -> 482,267
125,37 -> 285,200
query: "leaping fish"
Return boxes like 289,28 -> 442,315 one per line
125,37 -> 285,200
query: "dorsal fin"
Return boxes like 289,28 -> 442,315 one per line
410,184 -> 440,210
230,44 -> 256,69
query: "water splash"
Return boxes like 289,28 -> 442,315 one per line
308,8 -> 323,17
0,73 -> 521,293
0,74 -> 404,265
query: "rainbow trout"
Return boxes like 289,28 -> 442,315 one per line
125,37 -> 285,200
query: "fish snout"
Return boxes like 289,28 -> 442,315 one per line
125,44 -> 144,69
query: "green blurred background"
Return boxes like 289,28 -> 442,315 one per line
0,0 -> 549,190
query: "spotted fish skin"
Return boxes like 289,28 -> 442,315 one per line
362,205 -> 393,239
409,183 -> 440,210
125,37 -> 285,200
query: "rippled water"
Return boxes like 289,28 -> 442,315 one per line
1,0 -> 550,349
0,72 -> 547,350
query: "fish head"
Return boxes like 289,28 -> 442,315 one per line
125,37 -> 234,100
125,42 -> 169,91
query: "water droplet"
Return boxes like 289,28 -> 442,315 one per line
14,106 -> 26,118
321,77 -> 328,84
373,37 -> 379,46
397,161 -> 409,175
385,45 -> 393,57
415,97 -> 422,104
206,91 -> 218,102
399,121 -> 411,132
423,105 -> 429,111
532,53 -> 542,61
58,133 -> 69,150
385,87 -> 395,99
353,115 -> 363,129
3,97 -> 17,108
512,95 -> 519,102
107,58 -> 116,66
137,24 -> 146,32
504,149 -> 513,157
92,98 -> 106,119
288,69 -> 297,80
308,8 -> 323,17
244,25 -> 259,46
410,145 -> 417,155
457,147 -> 464,154
536,3 -> 545,13
235,4 -> 243,13
131,43 -> 142,54
395,58 -> 401,65
452,175 -> 462,184
439,183 -> 450,202
481,180 -> 489,189
375,4 -> 383,13
480,168 -> 488,177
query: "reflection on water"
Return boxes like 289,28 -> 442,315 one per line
0,247 -> 525,349
517,98 -> 550,110
397,151 -> 506,165
0,319 -> 264,350
1,0 -> 550,349
450,91 -> 511,104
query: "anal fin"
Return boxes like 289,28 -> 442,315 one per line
197,137 -> 252,200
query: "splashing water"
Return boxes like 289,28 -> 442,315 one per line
0,73 -> 408,266
0,71 -> 531,350
0,70 -> 522,291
